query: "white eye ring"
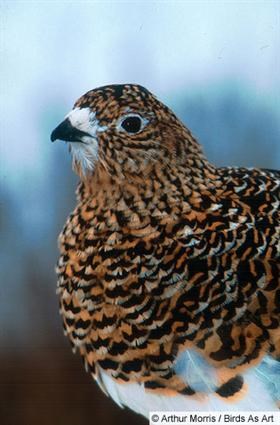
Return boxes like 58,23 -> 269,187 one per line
117,113 -> 149,134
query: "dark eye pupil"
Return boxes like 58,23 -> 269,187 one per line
121,116 -> 142,133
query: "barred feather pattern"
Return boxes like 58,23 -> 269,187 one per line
54,84 -> 280,414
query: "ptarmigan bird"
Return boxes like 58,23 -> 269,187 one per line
51,84 -> 280,418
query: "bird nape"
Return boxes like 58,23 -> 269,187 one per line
51,84 -> 280,418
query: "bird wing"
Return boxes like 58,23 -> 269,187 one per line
164,167 -> 280,405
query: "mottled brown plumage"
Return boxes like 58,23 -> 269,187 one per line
52,84 -> 280,414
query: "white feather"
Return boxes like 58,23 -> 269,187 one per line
97,351 -> 279,419
70,138 -> 98,175
66,107 -> 108,174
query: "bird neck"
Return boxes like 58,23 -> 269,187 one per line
80,158 -> 221,215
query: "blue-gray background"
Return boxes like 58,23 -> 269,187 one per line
0,1 -> 279,424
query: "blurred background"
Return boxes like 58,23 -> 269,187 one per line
0,1 -> 279,424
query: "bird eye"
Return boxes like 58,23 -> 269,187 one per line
120,115 -> 144,134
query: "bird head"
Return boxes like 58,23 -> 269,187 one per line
51,84 -> 204,181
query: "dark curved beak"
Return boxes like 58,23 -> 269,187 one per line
51,118 -> 90,143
